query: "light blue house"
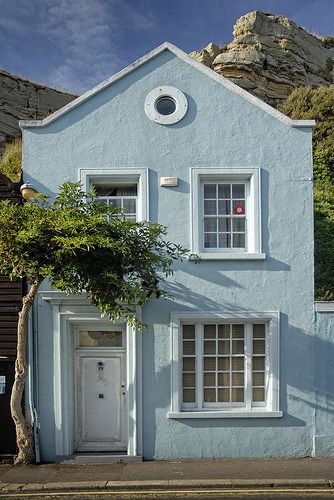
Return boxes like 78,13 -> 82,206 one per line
20,43 -> 334,462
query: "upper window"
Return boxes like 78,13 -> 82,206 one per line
145,86 -> 188,125
80,168 -> 148,222
191,168 -> 264,260
93,183 -> 137,221
170,312 -> 281,419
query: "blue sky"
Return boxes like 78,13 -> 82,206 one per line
1,0 -> 334,95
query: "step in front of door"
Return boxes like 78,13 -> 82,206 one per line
57,453 -> 143,464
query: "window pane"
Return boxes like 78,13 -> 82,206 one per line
204,388 -> 216,402
204,324 -> 216,338
109,198 -> 122,209
204,373 -> 216,386
183,325 -> 195,339
204,357 -> 216,370
218,218 -> 231,232
253,340 -> 265,354
204,184 -> 216,198
253,324 -> 265,338
218,233 -> 231,248
204,200 -> 216,215
232,200 -> 246,215
122,198 -> 136,214
218,388 -> 230,402
218,372 -> 229,386
79,330 -> 122,347
218,357 -> 230,370
183,373 -> 196,387
231,388 -> 244,402
232,357 -> 244,370
183,341 -> 195,355
204,233 -> 217,248
232,218 -> 245,232
183,358 -> 195,371
253,357 -> 265,370
218,200 -> 230,215
232,324 -> 244,338
232,184 -> 245,199
232,372 -> 244,385
204,341 -> 216,354
218,340 -> 230,354
253,372 -> 265,386
253,388 -> 265,402
232,233 -> 245,248
232,340 -> 244,354
204,218 -> 217,232
218,324 -> 230,338
183,389 -> 195,403
218,184 -> 230,199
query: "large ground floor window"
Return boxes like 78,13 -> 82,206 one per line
169,312 -> 282,419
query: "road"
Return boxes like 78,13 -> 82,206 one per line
1,488 -> 334,499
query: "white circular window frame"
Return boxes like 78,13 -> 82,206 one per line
145,86 -> 188,125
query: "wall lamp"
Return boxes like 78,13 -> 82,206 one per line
20,182 -> 39,201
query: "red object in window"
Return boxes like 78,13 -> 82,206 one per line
233,203 -> 245,215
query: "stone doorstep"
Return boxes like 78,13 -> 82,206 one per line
1,478 -> 333,492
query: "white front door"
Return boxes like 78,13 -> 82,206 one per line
76,344 -> 127,451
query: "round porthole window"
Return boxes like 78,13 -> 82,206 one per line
145,86 -> 188,125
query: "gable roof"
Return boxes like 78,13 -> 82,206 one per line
20,42 -> 315,129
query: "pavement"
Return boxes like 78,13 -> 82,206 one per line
0,458 -> 334,495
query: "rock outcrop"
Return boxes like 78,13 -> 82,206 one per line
0,69 -> 77,156
190,11 -> 334,107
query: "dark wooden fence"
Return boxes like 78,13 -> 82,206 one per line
0,173 -> 22,456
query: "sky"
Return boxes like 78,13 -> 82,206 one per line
1,0 -> 334,95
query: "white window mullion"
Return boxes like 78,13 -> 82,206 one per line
196,323 -> 203,410
245,323 -> 252,411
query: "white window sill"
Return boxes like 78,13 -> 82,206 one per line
190,252 -> 266,261
168,410 -> 283,419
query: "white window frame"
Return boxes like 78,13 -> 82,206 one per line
79,168 -> 149,221
169,311 -> 282,419
190,168 -> 265,260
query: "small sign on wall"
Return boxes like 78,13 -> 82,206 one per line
160,177 -> 178,187
0,375 -> 5,395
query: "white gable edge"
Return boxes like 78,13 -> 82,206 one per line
19,42 -> 315,130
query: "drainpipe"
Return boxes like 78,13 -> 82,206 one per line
26,304 -> 41,463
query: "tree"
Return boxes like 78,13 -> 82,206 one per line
0,182 -> 192,464
281,85 -> 334,300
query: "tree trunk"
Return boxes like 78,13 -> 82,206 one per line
10,279 -> 42,465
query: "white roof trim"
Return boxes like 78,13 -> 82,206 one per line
19,42 -> 315,130
315,301 -> 334,312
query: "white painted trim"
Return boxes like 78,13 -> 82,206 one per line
314,301 -> 334,312
19,42 -> 315,130
144,85 -> 188,125
193,253 -> 266,260
79,168 -> 149,221
168,411 -> 283,419
40,292 -> 141,459
170,310 -> 280,418
190,167 -> 263,259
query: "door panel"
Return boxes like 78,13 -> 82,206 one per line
76,354 -> 126,451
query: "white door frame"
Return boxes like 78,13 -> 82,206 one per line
40,292 -> 142,459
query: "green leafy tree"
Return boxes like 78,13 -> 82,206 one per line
281,85 -> 334,300
0,182 -> 193,464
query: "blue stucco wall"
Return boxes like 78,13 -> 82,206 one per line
22,48 -> 321,460
313,311 -> 334,456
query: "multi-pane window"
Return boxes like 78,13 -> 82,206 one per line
181,322 -> 267,410
93,184 -> 137,221
203,183 -> 246,250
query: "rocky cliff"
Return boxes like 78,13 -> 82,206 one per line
191,11 -> 334,107
0,69 -> 77,156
